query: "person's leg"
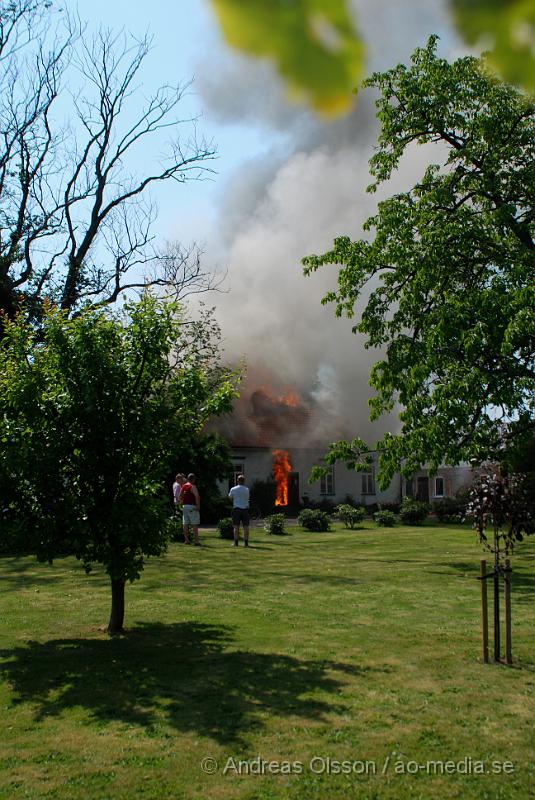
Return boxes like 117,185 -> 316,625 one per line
242,510 -> 250,546
182,512 -> 190,543
232,509 -> 239,546
192,524 -> 200,545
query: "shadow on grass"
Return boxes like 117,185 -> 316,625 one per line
257,570 -> 363,588
509,569 -> 535,602
0,556 -> 89,589
0,622 -> 365,745
427,561 -> 535,602
424,561 -> 479,577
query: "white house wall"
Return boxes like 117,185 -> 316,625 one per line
221,447 -> 401,507
402,464 -> 476,502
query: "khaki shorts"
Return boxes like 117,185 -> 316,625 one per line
182,505 -> 200,526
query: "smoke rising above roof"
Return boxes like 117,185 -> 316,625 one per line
196,0 -> 463,446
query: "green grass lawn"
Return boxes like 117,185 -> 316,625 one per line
1,521 -> 534,800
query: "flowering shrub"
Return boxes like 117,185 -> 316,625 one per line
374,510 -> 397,527
263,514 -> 287,535
335,504 -> 366,529
466,472 -> 533,556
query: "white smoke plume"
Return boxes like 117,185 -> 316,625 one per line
196,0 -> 464,446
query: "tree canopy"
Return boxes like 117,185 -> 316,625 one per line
0,295 -> 239,632
303,38 -> 535,486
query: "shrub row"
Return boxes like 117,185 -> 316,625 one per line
208,496 -> 458,539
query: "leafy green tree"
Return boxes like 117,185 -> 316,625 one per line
304,38 -> 534,486
451,0 -> 535,94
209,0 -> 364,116
0,295 -> 239,632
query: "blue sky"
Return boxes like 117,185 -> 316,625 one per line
71,0 -> 276,240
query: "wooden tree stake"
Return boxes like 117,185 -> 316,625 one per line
504,558 -> 512,665
493,528 -> 501,663
480,559 -> 489,664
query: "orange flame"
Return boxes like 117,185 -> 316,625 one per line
273,449 -> 292,506
281,390 -> 299,407
257,386 -> 300,408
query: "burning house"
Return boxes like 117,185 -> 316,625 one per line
212,371 -> 476,513
212,374 -> 402,512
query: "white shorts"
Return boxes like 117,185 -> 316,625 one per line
183,505 -> 200,526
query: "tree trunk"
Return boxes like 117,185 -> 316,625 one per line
108,578 -> 126,634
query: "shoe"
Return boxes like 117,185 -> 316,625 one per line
184,540 -> 191,545
194,541 -> 201,546
233,541 -> 239,547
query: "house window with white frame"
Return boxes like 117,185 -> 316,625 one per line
434,476 -> 445,497
320,465 -> 335,496
362,468 -> 376,495
229,464 -> 244,490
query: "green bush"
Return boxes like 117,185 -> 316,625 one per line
217,517 -> 235,539
297,508 -> 331,532
335,504 -> 366,529
432,496 -> 463,522
166,515 -> 185,542
374,509 -> 397,527
399,498 -> 429,525
263,514 -> 287,535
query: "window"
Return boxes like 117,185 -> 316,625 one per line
405,478 -> 413,498
362,468 -> 376,495
228,464 -> 244,490
434,476 -> 445,497
320,465 -> 335,495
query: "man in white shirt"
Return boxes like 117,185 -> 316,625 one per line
172,473 -> 185,512
228,474 -> 250,547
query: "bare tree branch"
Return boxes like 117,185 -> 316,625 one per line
0,4 -> 220,335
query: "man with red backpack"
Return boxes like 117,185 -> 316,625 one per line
179,473 -> 201,545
